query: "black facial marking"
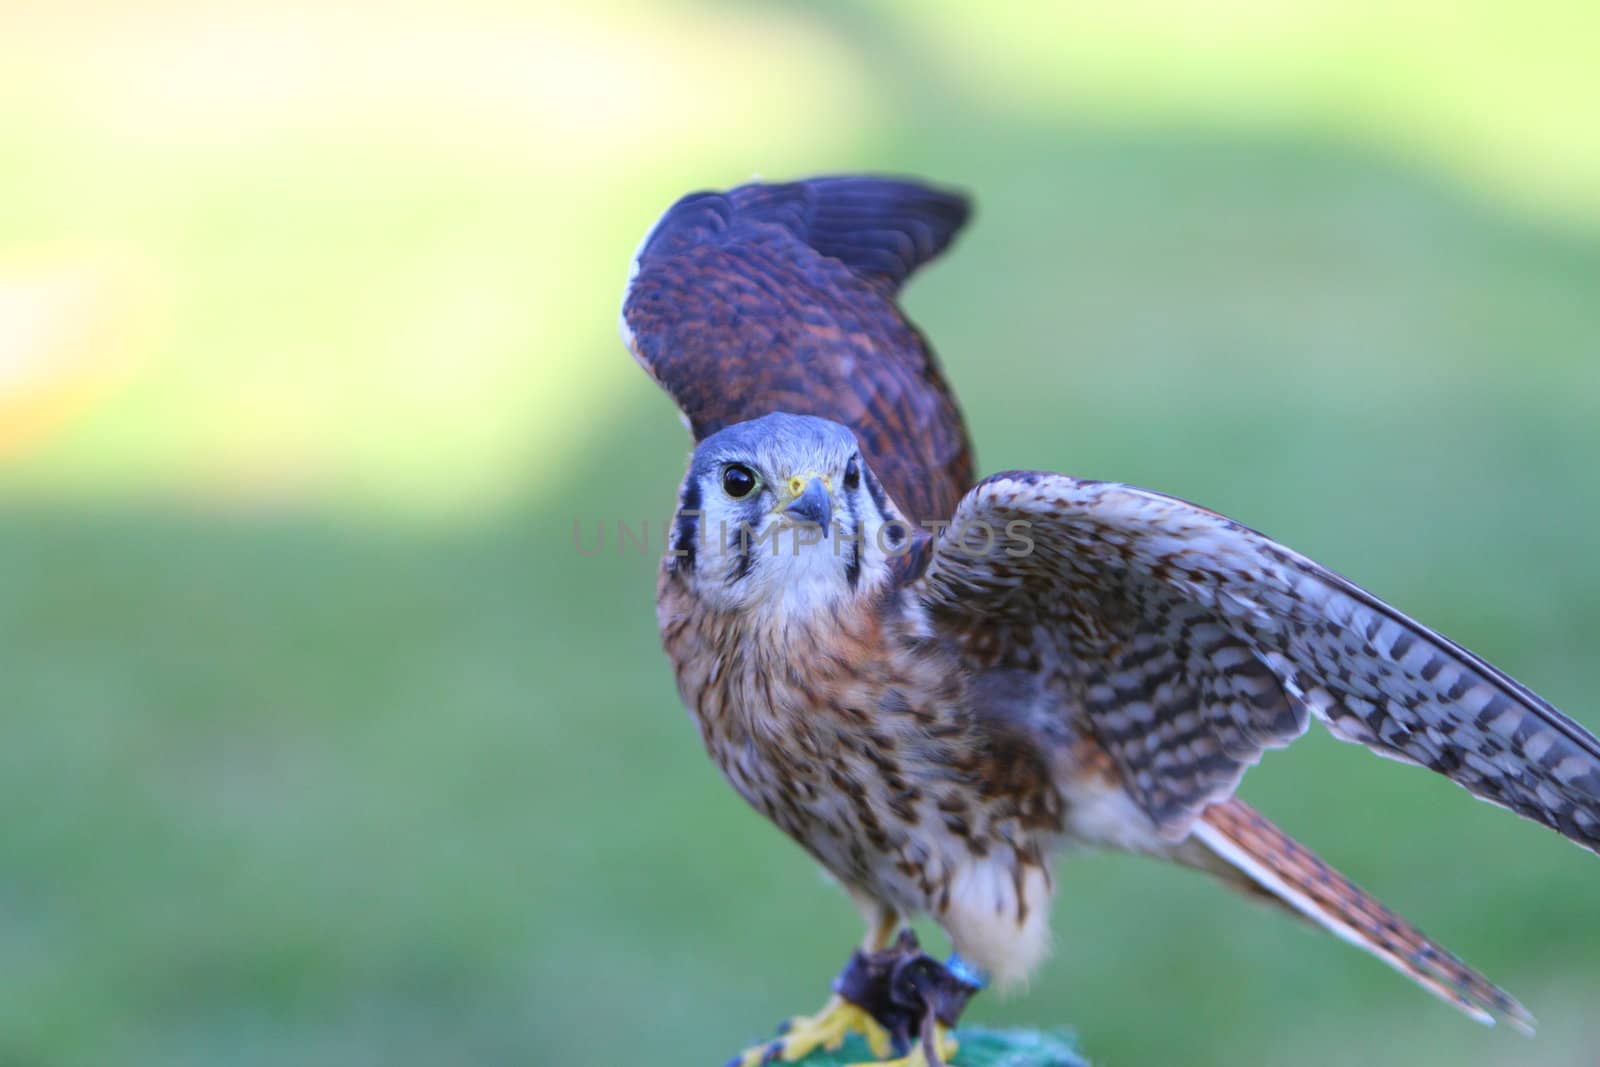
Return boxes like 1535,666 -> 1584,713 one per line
671,477 -> 701,571
728,521 -> 755,583
862,464 -> 892,520
843,474 -> 861,591
844,456 -> 861,490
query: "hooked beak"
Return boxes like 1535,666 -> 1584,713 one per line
781,475 -> 833,534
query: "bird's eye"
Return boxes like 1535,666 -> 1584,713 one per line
843,458 -> 861,490
721,463 -> 759,500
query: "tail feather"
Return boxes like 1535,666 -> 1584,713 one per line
1184,799 -> 1535,1034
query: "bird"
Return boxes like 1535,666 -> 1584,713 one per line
619,176 -> 1600,1066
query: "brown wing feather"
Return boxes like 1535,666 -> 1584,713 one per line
621,176 -> 975,524
1187,799 -> 1534,1032
914,471 -> 1600,853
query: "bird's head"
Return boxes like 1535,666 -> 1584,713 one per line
667,413 -> 910,614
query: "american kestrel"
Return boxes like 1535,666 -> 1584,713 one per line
619,176 -> 1599,1066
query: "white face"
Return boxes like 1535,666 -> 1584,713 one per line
668,413 -> 907,615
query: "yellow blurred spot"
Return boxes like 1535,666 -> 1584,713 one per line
0,1 -> 873,517
0,251 -> 148,462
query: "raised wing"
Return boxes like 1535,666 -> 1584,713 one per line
915,471 -> 1600,848
621,176 -> 975,524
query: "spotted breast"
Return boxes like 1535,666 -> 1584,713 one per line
657,569 -> 1065,984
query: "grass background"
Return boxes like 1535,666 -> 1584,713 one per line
2,2 -> 1599,1065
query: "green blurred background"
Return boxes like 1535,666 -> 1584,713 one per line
3,2 -> 1599,1065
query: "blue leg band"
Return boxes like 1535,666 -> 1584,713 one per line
944,951 -> 989,990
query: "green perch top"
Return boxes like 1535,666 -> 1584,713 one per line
778,1027 -> 1086,1067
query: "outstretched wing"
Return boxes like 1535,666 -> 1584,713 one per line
914,471 -> 1600,850
621,176 -> 975,524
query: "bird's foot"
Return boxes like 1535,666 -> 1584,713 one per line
730,931 -> 981,1066
845,1021 -> 958,1067
730,993 -> 893,1066
835,930 -> 981,1065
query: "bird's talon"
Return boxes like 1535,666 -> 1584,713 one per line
732,995 -> 891,1065
843,1022 -> 957,1066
